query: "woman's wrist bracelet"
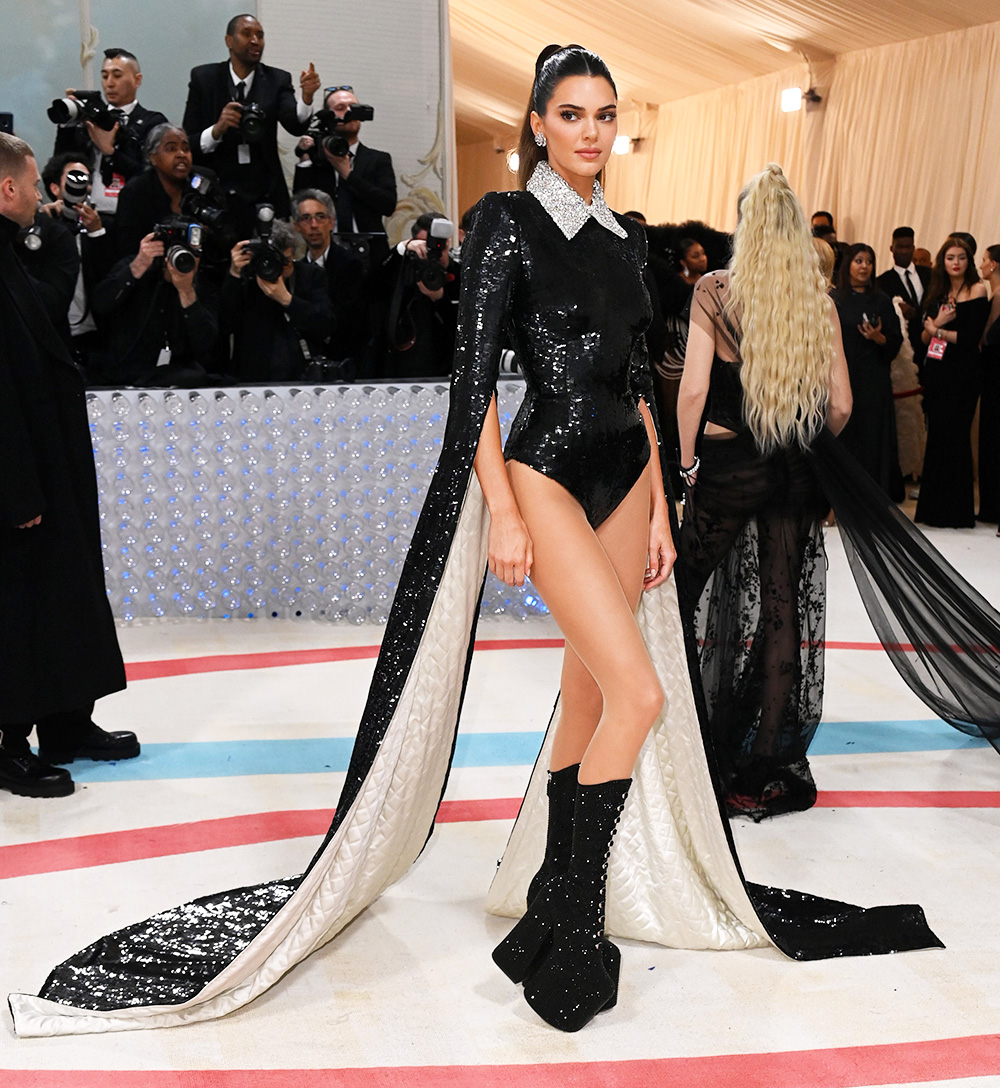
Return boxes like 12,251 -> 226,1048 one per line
679,455 -> 700,482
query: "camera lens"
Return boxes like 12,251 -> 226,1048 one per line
63,169 -> 90,206
167,246 -> 197,275
47,98 -> 81,125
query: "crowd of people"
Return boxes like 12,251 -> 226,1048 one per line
15,15 -> 463,387
632,207 -> 1000,531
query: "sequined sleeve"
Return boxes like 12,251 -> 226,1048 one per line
448,193 -> 522,412
627,224 -> 655,408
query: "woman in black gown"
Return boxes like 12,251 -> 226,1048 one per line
976,244 -> 1000,525
834,243 -> 904,499
915,236 -> 989,528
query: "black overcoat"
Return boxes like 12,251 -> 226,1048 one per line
0,213 -> 125,723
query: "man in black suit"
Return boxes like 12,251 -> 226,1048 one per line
293,86 -> 397,262
54,48 -> 167,232
0,132 -> 136,798
182,13 -> 320,238
876,226 -> 932,375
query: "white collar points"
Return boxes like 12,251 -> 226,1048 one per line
526,161 -> 627,240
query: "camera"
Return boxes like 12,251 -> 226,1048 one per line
304,104 -> 375,158
153,217 -> 203,274
56,167 -> 91,228
180,172 -> 229,234
403,217 -> 454,292
47,90 -> 119,132
241,203 -> 285,282
18,225 -> 43,252
238,101 -> 267,143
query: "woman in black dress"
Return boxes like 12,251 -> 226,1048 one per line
833,243 -> 904,499
915,236 -> 989,527
976,244 -> 1000,524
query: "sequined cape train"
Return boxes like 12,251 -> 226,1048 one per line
10,191 -> 940,1038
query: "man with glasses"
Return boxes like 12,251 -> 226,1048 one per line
293,85 -> 396,263
291,188 -> 367,373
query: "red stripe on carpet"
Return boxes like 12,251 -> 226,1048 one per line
3,793 -> 995,881
0,799 -> 523,880
124,639 -> 567,681
5,1033 -> 1000,1087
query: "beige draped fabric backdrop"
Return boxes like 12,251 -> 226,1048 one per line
604,20 -> 1000,256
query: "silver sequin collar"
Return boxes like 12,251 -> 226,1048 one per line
526,160 -> 628,241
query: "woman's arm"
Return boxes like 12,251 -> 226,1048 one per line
827,299 -> 852,434
676,298 -> 715,469
639,397 -> 675,587
474,396 -> 532,587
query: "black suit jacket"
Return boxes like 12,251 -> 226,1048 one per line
53,101 -> 168,186
877,264 -> 932,365
293,142 -> 396,234
298,243 -> 366,361
183,61 -> 308,222
219,260 -> 332,382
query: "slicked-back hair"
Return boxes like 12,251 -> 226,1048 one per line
517,44 -> 616,191
103,48 -> 140,73
0,131 -> 33,183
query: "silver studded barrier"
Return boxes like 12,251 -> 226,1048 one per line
89,381 -> 550,624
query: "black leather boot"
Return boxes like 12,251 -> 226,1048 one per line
526,762 -> 579,904
493,778 -> 631,1031
0,746 -> 75,798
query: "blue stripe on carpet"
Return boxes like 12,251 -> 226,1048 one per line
61,719 -> 990,782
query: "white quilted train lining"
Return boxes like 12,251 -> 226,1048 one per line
487,577 -> 770,951
10,475 -> 492,1037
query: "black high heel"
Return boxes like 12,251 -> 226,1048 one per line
493,778 -> 631,1031
527,762 -> 579,904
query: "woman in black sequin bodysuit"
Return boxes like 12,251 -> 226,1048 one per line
482,46 -> 675,1031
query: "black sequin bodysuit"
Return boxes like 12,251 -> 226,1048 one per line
499,165 -> 653,527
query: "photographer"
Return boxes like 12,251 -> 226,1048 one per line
28,154 -> 117,368
51,49 -> 167,229
291,188 -> 366,370
115,125 -> 229,272
91,226 -> 219,386
293,86 -> 396,261
220,217 -> 332,382
182,14 -> 320,237
381,212 -> 460,380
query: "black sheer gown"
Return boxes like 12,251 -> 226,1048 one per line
835,288 -> 904,500
977,310 -> 1000,522
678,274 -> 1000,823
10,176 -> 946,1038
915,296 -> 989,527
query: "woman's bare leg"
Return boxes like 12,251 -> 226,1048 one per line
507,461 -> 663,784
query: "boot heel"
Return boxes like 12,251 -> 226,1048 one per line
492,902 -> 554,983
598,939 -> 620,1011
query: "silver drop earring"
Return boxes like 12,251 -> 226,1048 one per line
534,131 -> 546,148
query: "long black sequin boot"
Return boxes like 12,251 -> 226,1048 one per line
493,778 -> 631,1031
526,763 -> 580,904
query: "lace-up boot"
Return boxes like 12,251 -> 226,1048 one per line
493,778 -> 631,1031
526,763 -> 579,904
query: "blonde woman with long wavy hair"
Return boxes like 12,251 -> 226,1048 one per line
675,163 -> 851,821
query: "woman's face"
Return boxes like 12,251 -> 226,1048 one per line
532,75 -> 617,187
979,253 -> 996,280
944,245 -> 968,279
683,243 -> 707,274
849,249 -> 873,288
151,130 -> 192,182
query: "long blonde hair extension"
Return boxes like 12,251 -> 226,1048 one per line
728,163 -> 833,453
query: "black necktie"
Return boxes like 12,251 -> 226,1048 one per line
235,81 -> 246,103
904,268 -> 918,306
337,151 -> 355,232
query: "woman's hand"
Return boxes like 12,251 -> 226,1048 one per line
858,316 -> 886,343
488,509 -> 533,587
643,508 -> 676,589
934,300 -> 955,327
